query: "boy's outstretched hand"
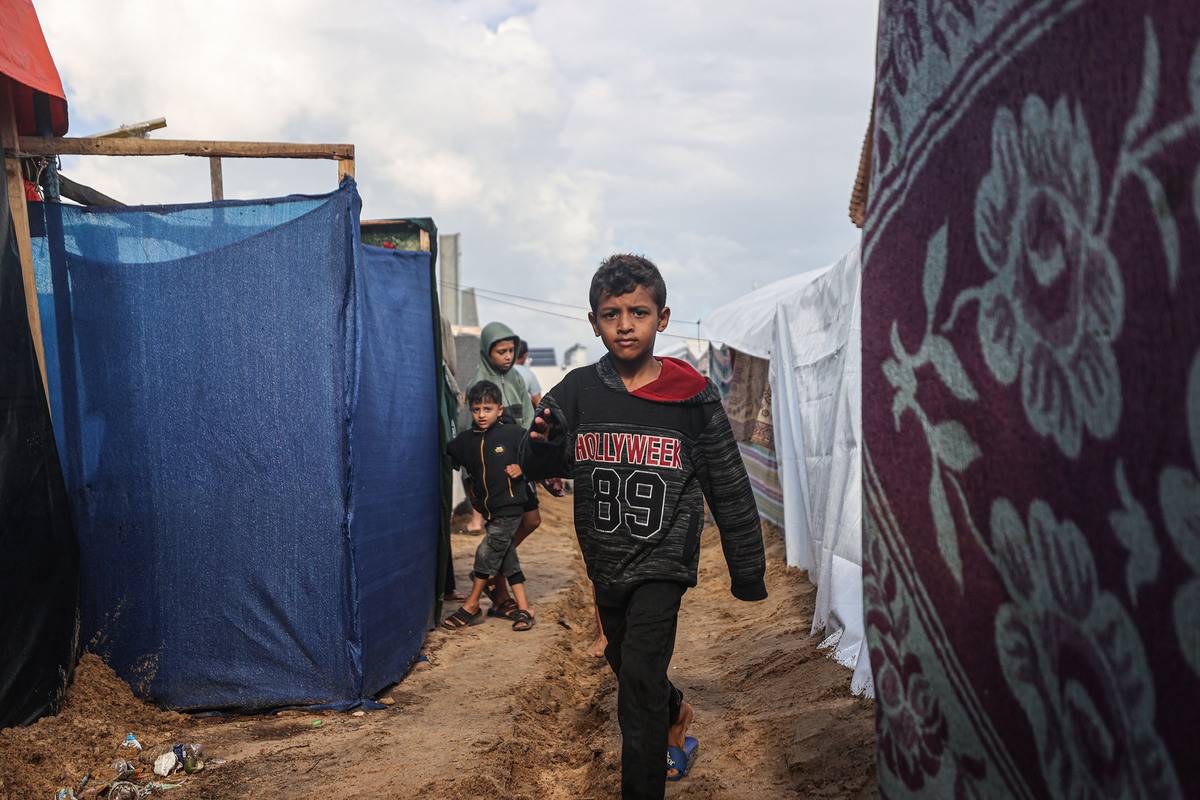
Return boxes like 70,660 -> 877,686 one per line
505,463 -> 523,478
529,407 -> 555,441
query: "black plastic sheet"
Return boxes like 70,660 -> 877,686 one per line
0,152 -> 79,728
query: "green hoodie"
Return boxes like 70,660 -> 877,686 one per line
469,321 -> 535,428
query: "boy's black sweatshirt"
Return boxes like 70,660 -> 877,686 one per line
447,415 -> 528,520
523,355 -> 767,603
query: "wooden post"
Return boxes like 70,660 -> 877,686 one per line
209,156 -> 224,201
1,79 -> 48,397
418,230 -> 430,252
337,157 -> 355,184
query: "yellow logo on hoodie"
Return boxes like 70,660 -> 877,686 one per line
494,446 -> 505,454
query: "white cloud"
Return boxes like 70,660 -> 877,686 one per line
35,0 -> 877,358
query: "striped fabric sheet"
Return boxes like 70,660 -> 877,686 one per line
737,441 -> 784,527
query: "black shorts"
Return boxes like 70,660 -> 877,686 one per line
523,479 -> 539,512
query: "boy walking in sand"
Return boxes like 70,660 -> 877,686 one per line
465,322 -> 543,618
524,254 -> 766,798
442,381 -> 536,632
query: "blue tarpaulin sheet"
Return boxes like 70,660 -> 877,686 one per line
29,183 -> 438,710
353,245 -> 439,693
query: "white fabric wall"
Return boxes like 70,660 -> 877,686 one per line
769,245 -> 869,696
703,242 -> 871,697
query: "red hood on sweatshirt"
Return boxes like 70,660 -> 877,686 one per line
629,357 -> 709,402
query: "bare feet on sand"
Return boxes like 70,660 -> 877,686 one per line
667,702 -> 694,779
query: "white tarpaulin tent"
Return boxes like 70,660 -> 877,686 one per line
699,267 -> 832,358
701,243 -> 871,697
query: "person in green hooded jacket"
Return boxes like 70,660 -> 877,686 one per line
464,321 -> 541,619
470,321 -> 535,426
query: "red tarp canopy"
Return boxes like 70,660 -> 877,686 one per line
0,0 -> 68,135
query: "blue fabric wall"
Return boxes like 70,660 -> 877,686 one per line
353,246 -> 439,694
29,185 -> 437,710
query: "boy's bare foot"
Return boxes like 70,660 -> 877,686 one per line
667,702 -> 694,779
588,634 -> 608,658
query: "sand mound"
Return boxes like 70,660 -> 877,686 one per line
0,654 -> 192,799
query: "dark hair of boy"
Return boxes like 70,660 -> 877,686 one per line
588,254 -> 667,312
516,338 -> 529,360
467,380 -> 503,408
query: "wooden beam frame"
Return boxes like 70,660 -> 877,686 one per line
13,136 -> 354,162
1,130 -> 358,408
12,136 -> 355,193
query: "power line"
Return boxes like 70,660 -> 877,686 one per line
468,292 -> 585,322
440,280 -> 589,312
440,279 -> 701,327
467,290 -> 704,341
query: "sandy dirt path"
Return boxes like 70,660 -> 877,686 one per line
1,494 -> 875,799
423,496 -> 878,799
192,497 -> 586,797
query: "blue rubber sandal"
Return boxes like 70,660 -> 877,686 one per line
666,736 -> 699,781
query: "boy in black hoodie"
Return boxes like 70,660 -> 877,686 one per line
443,381 -> 536,632
525,254 -> 766,798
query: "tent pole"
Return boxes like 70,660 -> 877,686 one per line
1,78 -> 48,401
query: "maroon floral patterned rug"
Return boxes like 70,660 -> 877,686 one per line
862,1 -> 1200,796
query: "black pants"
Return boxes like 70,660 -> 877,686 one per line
597,581 -> 686,800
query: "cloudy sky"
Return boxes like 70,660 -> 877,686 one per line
37,0 -> 878,358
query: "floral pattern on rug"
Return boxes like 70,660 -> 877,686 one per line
863,2 -> 1200,797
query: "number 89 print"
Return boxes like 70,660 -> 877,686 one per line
591,467 -> 668,540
